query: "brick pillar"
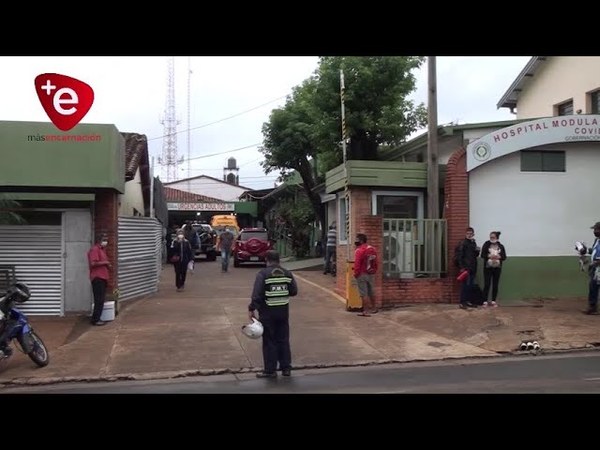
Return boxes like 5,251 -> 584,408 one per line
335,243 -> 347,297
358,215 -> 383,309
94,189 -> 119,295
444,147 -> 469,303
334,187 -> 374,300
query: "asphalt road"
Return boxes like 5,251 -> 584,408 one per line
3,350 -> 600,394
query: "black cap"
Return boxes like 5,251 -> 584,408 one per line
591,222 -> 600,229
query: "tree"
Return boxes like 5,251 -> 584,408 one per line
312,57 -> 428,170
0,195 -> 25,225
260,79 -> 326,236
273,193 -> 315,258
260,57 -> 428,240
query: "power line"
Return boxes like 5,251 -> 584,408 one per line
147,94 -> 288,142
182,143 -> 262,162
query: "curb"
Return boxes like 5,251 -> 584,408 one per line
2,346 -> 599,389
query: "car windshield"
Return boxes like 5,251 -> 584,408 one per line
240,231 -> 268,241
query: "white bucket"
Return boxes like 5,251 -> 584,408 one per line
100,301 -> 115,322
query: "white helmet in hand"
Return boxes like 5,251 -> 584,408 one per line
241,317 -> 263,339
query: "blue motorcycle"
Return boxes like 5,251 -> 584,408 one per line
0,282 -> 49,367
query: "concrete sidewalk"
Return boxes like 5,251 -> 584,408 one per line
1,259 -> 599,388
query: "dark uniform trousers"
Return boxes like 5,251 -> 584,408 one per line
259,305 -> 291,373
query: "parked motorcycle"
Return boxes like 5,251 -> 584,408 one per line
0,282 -> 49,367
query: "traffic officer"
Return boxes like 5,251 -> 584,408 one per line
248,250 -> 298,378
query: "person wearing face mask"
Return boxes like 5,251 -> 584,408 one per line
480,231 -> 507,307
87,233 -> 111,326
581,222 -> 600,315
353,233 -> 379,316
170,229 -> 193,292
457,227 -> 481,309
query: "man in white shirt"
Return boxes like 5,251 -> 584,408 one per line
324,223 -> 337,275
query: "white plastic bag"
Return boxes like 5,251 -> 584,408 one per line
187,260 -> 194,273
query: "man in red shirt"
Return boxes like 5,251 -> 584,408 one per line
87,233 -> 111,326
353,233 -> 378,317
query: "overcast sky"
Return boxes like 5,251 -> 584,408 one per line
1,56 -> 531,190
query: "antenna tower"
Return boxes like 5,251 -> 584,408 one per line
158,57 -> 183,182
187,57 -> 192,190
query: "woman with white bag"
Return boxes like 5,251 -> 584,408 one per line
480,231 -> 507,307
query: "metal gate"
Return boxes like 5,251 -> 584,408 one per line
0,225 -> 63,315
118,216 -> 163,302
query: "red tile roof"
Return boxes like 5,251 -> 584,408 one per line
122,132 -> 148,182
164,187 -> 224,203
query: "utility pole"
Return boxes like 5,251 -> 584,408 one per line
427,56 -> 439,219
340,69 -> 351,261
150,156 -> 155,218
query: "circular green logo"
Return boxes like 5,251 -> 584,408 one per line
473,143 -> 491,161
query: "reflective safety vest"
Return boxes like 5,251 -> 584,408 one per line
264,268 -> 293,307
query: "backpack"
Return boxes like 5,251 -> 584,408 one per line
365,245 -> 378,275
466,283 -> 485,306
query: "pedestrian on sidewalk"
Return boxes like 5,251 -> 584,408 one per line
248,250 -> 298,378
323,222 -> 337,275
480,231 -> 507,307
353,233 -> 379,317
456,227 -> 481,309
87,233 -> 111,326
582,222 -> 600,315
217,227 -> 235,272
169,229 -> 193,292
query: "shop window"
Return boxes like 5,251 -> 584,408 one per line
521,150 -> 565,172
556,100 -> 573,116
372,191 -> 424,232
376,195 -> 419,220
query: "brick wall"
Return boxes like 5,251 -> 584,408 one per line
335,243 -> 347,296
334,187 -> 372,296
94,189 -> 119,295
351,187 -> 372,243
443,147 -> 469,303
383,277 -> 451,305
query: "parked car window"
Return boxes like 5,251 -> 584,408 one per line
240,231 -> 268,241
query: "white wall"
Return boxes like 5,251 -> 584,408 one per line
166,176 -> 247,201
432,129 -> 508,165
437,135 -> 463,165
469,143 -> 600,256
119,168 -> 145,216
517,57 -> 600,119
